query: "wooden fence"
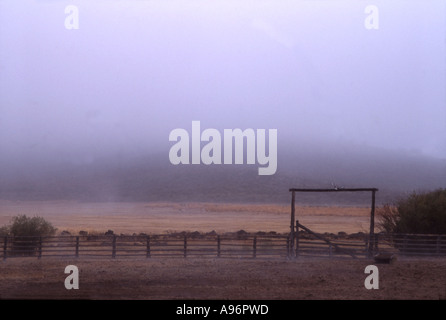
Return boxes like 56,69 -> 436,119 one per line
0,234 -> 290,260
373,233 -> 446,257
1,232 -> 445,260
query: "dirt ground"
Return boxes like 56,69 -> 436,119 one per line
1,256 -> 445,300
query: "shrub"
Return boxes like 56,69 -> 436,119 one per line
376,204 -> 400,234
377,188 -> 446,234
7,215 -> 57,237
1,215 -> 57,256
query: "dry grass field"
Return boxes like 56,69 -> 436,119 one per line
0,200 -> 371,235
1,200 -> 445,300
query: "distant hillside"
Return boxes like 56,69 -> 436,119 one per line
1,142 -> 445,206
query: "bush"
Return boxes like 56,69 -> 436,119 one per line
376,204 -> 400,234
1,215 -> 57,256
378,189 -> 446,234
7,215 -> 57,237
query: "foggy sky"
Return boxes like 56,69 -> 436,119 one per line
1,0 -> 445,168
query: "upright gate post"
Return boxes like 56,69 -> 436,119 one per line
75,236 -> 79,258
290,190 -> 296,258
295,220 -> 300,257
368,189 -> 376,257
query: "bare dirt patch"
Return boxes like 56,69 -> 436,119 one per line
1,257 -> 445,300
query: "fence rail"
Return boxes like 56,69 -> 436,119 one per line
373,233 -> 446,257
0,234 -> 290,260
1,232 -> 445,260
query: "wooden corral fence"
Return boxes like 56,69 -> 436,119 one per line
0,233 -> 290,260
3,231 -> 444,260
372,233 -> 446,257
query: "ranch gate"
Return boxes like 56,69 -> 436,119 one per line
288,188 -> 378,258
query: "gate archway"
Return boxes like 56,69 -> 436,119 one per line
289,187 -> 378,257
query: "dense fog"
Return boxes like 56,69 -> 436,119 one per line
1,1 -> 445,205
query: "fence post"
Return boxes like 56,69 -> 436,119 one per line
286,235 -> 290,258
253,236 -> 257,258
183,235 -> 187,258
364,238 -> 369,258
290,190 -> 296,256
3,236 -> 7,261
436,236 -> 441,256
374,233 -> 379,253
295,220 -> 299,258
112,235 -> 116,258
146,236 -> 151,258
38,237 -> 42,259
75,236 -> 79,258
217,235 -> 221,258
368,189 -> 376,257
403,235 -> 408,254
